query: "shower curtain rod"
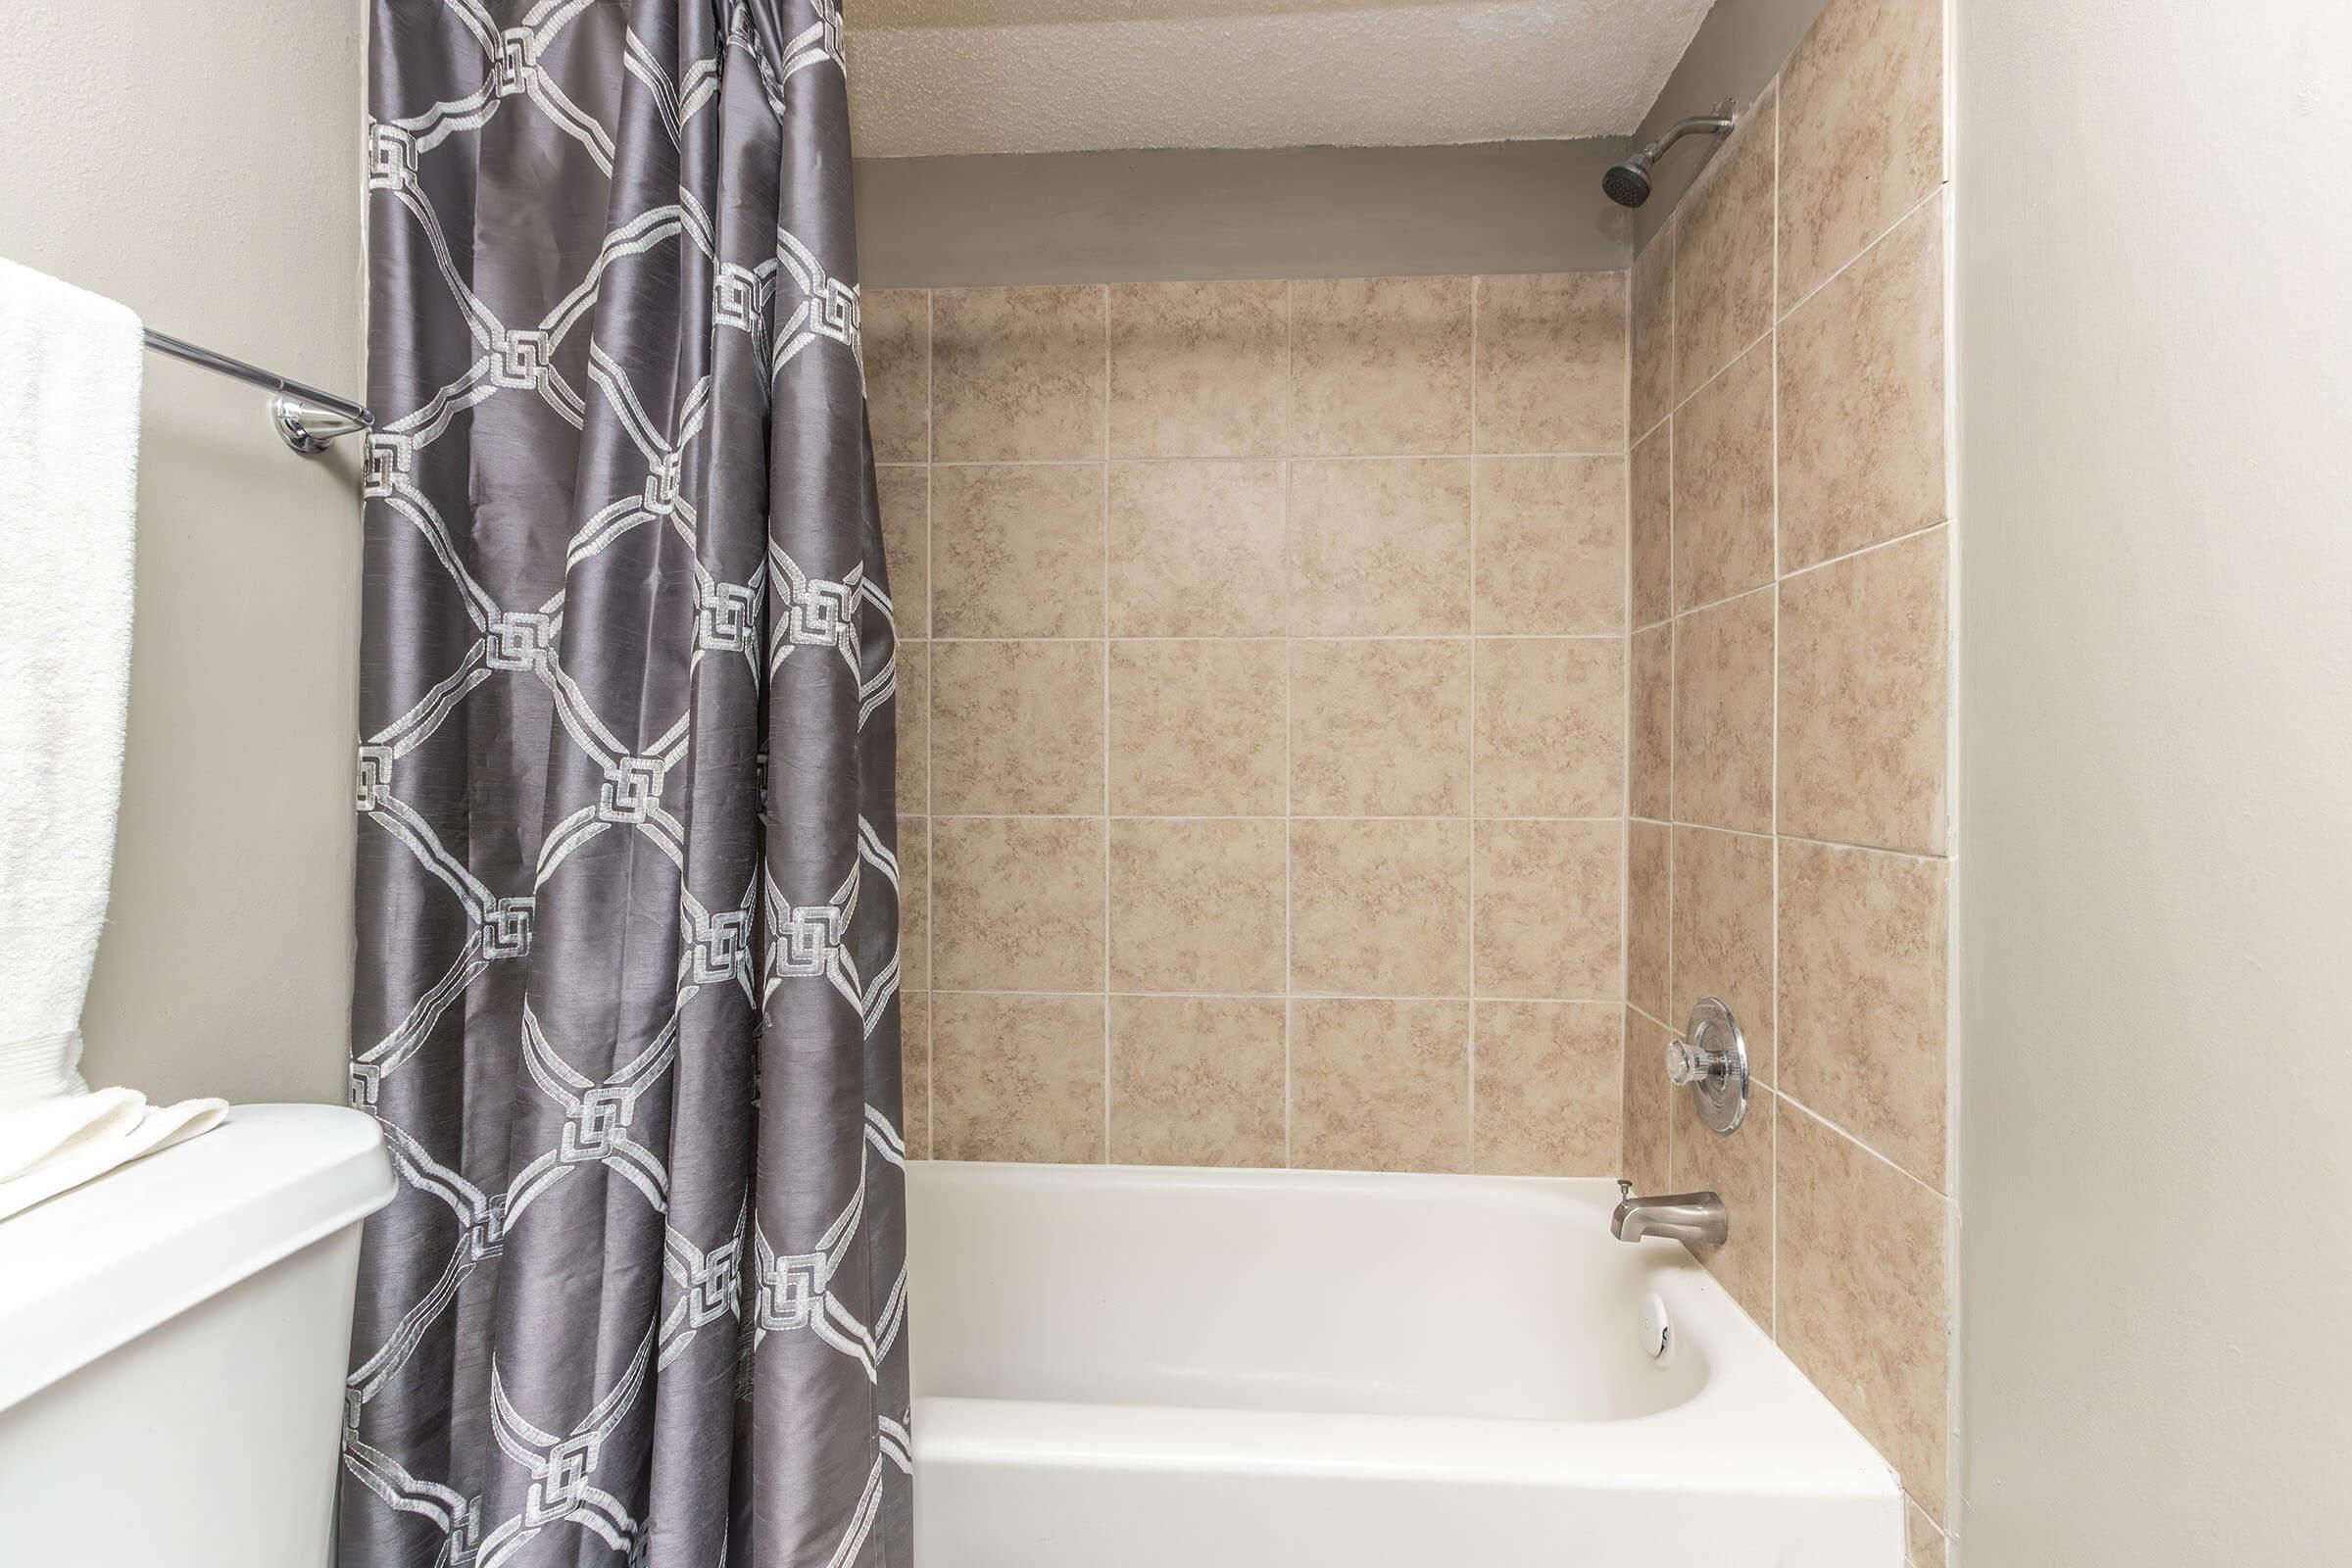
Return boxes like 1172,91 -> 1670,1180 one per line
142,328 -> 375,455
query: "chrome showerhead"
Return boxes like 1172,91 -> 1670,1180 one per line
1602,99 -> 1738,209
1601,154 -> 1656,209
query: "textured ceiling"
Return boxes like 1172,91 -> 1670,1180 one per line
845,0 -> 1716,158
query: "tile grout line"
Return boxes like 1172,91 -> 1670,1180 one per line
1618,258 -> 1635,1179
1281,277 -> 1296,1170
927,811 -> 1634,826
935,987 -> 1629,1006
1661,209 -> 1678,1201
1645,815 -> 1953,864
1768,72 -> 1785,1345
1670,316 -> 1777,436
921,632 -> 1628,644
1650,500 -> 1951,633
1775,178 -> 1947,331
1100,284 -> 1113,1164
1778,515 -> 1952,591
922,288 -> 936,1158
1465,274 -> 1480,1174
901,450 -> 1630,468
1625,1000 -> 1678,1035
1773,1085 -> 1951,1200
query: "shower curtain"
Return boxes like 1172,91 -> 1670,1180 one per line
342,3 -> 909,1564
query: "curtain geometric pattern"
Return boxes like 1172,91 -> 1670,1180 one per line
344,3 -> 908,1563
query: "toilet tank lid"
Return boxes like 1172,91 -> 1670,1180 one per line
0,1102 -> 396,1415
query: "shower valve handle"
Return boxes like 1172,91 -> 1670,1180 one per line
1665,1034 -> 1731,1088
1666,998 -> 1751,1135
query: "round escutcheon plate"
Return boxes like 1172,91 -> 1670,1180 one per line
1667,996 -> 1749,1135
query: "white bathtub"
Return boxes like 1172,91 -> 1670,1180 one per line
906,1161 -> 1902,1567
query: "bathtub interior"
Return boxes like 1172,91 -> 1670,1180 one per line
906,1161 -> 1710,1424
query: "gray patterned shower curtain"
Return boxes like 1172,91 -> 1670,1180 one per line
342,3 -> 909,1565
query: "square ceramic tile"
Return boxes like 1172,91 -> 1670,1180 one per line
1622,1006 -> 1671,1192
1474,1001 -> 1621,1174
1474,456 -> 1626,635
1290,998 -> 1470,1172
1109,996 -> 1287,1166
1287,459 -> 1472,635
1290,275 -> 1473,455
1673,586 -> 1775,834
1670,1082 -> 1775,1328
1474,272 -> 1626,455
930,464 -> 1103,638
929,640 -> 1103,815
931,816 -> 1104,993
1630,621 -> 1673,822
900,990 -> 931,1158
1777,1100 -> 1950,1520
1630,226 -> 1675,439
931,992 -> 1105,1162
1779,0 -> 1944,307
1779,200 -> 1946,572
1109,280 -> 1288,458
1108,818 -> 1286,994
1627,818 -> 1671,1022
1289,817 -> 1471,998
1108,639 -> 1286,815
897,815 -> 929,991
1672,825 -> 1775,1084
1779,838 -> 1947,1187
1106,461 -> 1285,637
862,288 -> 929,463
876,465 -> 928,638
894,642 -> 928,815
1473,637 -> 1623,818
1672,336 -> 1775,611
1474,819 -> 1621,1000
931,284 -> 1106,462
1906,1497 -> 1946,1567
1631,421 -> 1673,629
1290,639 -> 1471,817
1673,86 -> 1776,402
1778,526 -> 1948,855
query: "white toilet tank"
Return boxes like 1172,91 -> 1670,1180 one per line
0,1103 -> 395,1567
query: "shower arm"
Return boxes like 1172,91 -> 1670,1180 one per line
1640,101 -> 1738,165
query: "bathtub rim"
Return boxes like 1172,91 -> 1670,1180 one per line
906,1157 -> 1903,1510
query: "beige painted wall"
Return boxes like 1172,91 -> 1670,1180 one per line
0,5 -> 364,1105
856,142 -> 1633,287
1957,1 -> 2352,1562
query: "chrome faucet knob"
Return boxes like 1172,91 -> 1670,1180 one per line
1665,1035 -> 1725,1087
1668,998 -> 1751,1135
1664,1036 -> 1696,1084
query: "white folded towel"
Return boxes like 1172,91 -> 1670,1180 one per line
0,257 -> 225,1222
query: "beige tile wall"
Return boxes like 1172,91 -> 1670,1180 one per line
867,270 -> 1632,1179
1621,0 -> 1954,1557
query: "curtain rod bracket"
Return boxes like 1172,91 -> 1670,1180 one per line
270,396 -> 372,455
141,328 -> 375,456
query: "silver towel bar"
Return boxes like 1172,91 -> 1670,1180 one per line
142,328 -> 374,455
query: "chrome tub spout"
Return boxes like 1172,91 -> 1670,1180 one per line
1611,1181 -> 1730,1246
